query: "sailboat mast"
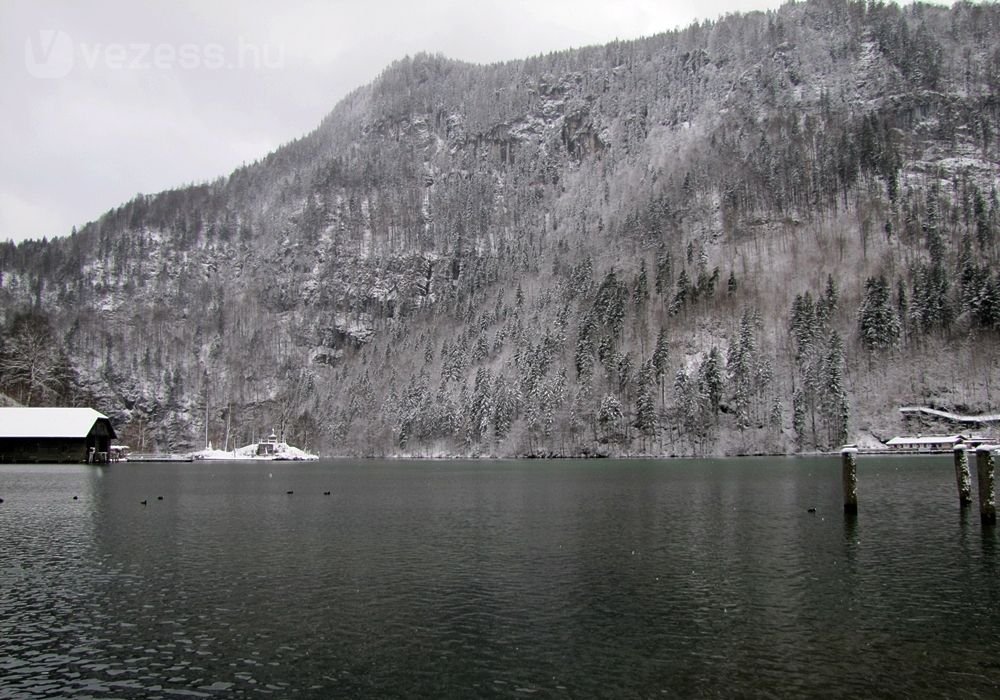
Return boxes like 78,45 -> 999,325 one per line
225,403 -> 231,452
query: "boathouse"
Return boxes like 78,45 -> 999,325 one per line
0,407 -> 117,464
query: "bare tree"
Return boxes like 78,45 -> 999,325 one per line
0,312 -> 66,406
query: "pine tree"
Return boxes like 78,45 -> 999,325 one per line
574,313 -> 596,380
789,293 -> 822,446
468,368 -> 493,443
491,376 -> 520,441
790,292 -> 819,364
896,279 -> 909,344
792,388 -> 807,452
668,270 -> 690,316
975,274 -> 1000,328
958,234 -> 979,315
817,274 -> 838,326
858,275 -> 901,352
472,333 -> 489,362
651,327 -> 670,406
727,309 -> 761,433
597,394 -> 624,443
974,187 -> 993,251
633,260 -> 649,306
698,347 -> 724,420
616,352 -> 633,399
634,361 -> 657,450
654,248 -> 673,299
769,398 -> 783,431
595,270 -> 627,340
821,331 -> 849,448
674,367 -> 707,451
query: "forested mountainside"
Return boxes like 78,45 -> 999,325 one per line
2,0 -> 1000,456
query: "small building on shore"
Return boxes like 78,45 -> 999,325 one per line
256,430 -> 280,457
885,434 -> 989,452
0,407 -> 117,464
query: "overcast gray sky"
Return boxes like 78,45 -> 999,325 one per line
1,0 -> 793,244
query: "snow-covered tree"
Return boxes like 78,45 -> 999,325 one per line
858,275 -> 901,353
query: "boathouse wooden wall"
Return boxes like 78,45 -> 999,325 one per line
0,418 -> 115,463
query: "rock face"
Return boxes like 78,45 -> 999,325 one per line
1,0 -> 1000,457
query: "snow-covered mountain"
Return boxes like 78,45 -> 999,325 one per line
2,0 -> 999,456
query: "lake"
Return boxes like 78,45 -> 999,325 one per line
1,456 -> 998,698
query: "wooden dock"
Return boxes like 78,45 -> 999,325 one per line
127,453 -> 193,463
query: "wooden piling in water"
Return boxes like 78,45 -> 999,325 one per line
953,443 -> 972,507
975,446 -> 996,526
841,447 -> 858,515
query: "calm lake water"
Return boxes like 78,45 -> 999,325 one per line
1,456 -> 999,698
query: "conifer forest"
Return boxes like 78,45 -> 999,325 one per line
2,0 -> 1000,457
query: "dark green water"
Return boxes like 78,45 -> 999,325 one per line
1,457 -> 998,698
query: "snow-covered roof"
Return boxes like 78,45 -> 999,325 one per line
0,407 -> 115,439
886,435 -> 967,446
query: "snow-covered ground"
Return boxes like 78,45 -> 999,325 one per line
190,442 -> 319,461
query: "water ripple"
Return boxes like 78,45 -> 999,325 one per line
1,458 -> 999,697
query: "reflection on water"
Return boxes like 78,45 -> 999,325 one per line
1,457 -> 999,697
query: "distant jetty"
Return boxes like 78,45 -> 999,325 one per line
128,453 -> 194,463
